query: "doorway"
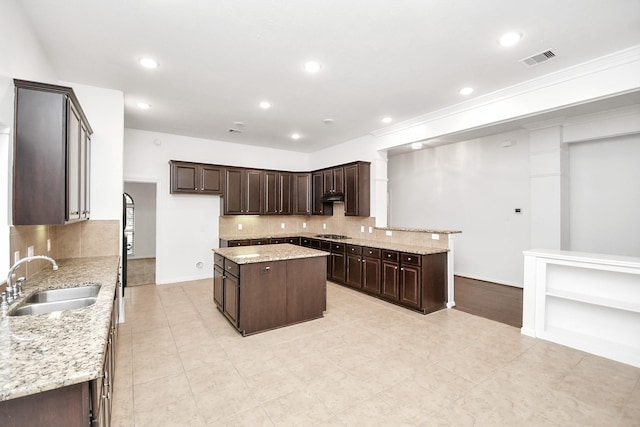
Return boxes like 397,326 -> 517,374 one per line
124,182 -> 157,286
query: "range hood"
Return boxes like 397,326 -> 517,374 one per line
320,191 -> 344,203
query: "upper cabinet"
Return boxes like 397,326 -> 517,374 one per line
170,161 -> 224,195
169,159 -> 370,217
224,168 -> 263,215
13,79 -> 93,225
344,162 -> 370,217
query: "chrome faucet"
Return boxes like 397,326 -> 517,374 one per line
4,255 -> 59,303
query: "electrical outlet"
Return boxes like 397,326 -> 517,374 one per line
27,246 -> 34,257
303,222 -> 307,228
360,226 -> 365,233
238,224 -> 243,230
47,239 -> 51,252
323,223 -> 327,230
281,223 -> 285,229
432,234 -> 440,240
385,230 -> 392,236
368,227 -> 373,233
14,251 -> 20,264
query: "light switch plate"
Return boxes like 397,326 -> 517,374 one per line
27,246 -> 34,257
281,223 -> 285,229
14,251 -> 20,264
238,224 -> 242,230
47,239 -> 51,252
432,234 -> 440,240
385,230 -> 392,236
303,222 -> 307,228
323,223 -> 327,230
360,226 -> 365,232
368,227 -> 373,233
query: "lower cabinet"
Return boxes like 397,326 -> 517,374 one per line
213,254 -> 326,335
362,248 -> 382,294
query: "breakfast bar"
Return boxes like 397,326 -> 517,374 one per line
213,244 -> 329,336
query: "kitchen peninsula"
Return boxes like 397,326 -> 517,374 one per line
213,244 -> 328,336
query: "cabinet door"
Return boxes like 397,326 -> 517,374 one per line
200,165 -> 224,194
245,169 -> 263,214
293,173 -> 311,214
333,167 -> 344,193
224,273 -> 240,326
279,172 -> 293,214
213,265 -> 224,309
264,171 -> 278,215
400,264 -> 422,309
80,130 -> 91,219
344,162 -> 370,217
311,172 -> 324,215
224,168 -> 244,214
381,261 -> 400,301
171,162 -> 198,193
331,252 -> 346,283
362,258 -> 381,294
322,169 -> 333,193
67,101 -> 81,221
345,254 -> 362,289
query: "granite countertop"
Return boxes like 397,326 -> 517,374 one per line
0,256 -> 119,402
375,226 -> 462,234
214,243 -> 328,264
219,234 -> 449,256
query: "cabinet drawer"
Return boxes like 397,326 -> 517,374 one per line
401,253 -> 421,266
250,238 -> 270,245
382,250 -> 399,262
321,241 -> 332,252
269,238 -> 285,244
224,260 -> 240,277
346,244 -> 362,255
229,239 -> 250,247
214,253 -> 224,268
300,238 -> 312,247
285,237 -> 300,245
363,247 -> 381,258
331,243 -> 345,253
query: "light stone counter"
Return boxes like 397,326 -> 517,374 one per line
214,243 -> 328,264
0,256 -> 119,402
219,233 -> 449,256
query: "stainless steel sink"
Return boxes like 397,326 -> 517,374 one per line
9,297 -> 97,316
25,284 -> 101,304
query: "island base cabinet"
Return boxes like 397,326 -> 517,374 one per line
239,262 -> 287,334
286,257 -> 327,322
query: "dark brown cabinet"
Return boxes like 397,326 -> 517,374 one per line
293,173 -> 311,215
323,167 -> 344,195
224,168 -> 264,215
213,254 -> 224,308
344,162 -> 370,216
311,171 -> 331,215
213,253 -> 326,335
329,243 -> 346,283
362,247 -> 381,295
264,171 -> 292,215
345,244 -> 363,289
170,161 -> 224,195
13,79 -> 93,225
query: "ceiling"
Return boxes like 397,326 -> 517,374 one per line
18,0 -> 640,153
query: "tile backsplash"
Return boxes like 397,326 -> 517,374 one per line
6,220 -> 119,285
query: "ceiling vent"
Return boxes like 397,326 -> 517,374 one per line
228,128 -> 243,134
520,50 -> 556,67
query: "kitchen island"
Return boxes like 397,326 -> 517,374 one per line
213,244 -> 328,336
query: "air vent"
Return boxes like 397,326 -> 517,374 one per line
228,128 -> 243,134
520,50 -> 556,67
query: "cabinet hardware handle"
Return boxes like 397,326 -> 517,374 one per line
265,266 -> 270,271
401,267 -> 404,271
395,267 -> 398,270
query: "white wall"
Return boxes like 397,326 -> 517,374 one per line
568,135 -> 640,256
124,182 -> 157,259
123,128 -> 310,284
388,130 -> 531,286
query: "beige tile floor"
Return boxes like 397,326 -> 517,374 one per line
112,280 -> 640,426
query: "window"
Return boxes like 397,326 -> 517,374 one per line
124,192 -> 135,256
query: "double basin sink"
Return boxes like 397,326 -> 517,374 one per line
9,284 -> 101,316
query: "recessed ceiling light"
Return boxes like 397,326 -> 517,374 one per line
259,101 -> 271,109
233,121 -> 245,126
459,86 -> 474,96
138,57 -> 159,69
291,133 -> 301,140
381,117 -> 393,124
137,102 -> 151,109
304,61 -> 322,73
411,142 -> 423,150
499,32 -> 522,47
323,118 -> 334,124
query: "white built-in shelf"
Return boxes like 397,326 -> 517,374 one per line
546,289 -> 640,314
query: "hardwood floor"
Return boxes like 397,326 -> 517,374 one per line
454,275 -> 523,328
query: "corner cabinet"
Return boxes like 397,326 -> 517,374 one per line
170,161 -> 224,195
13,79 -> 93,225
